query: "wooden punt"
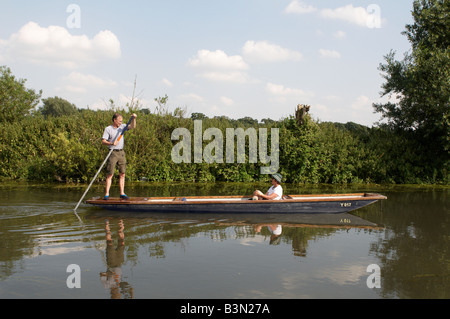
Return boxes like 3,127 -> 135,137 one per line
85,193 -> 386,214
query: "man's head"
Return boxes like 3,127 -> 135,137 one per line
270,173 -> 282,185
112,113 -> 123,128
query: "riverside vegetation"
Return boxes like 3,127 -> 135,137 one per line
0,96 -> 447,185
0,0 -> 448,185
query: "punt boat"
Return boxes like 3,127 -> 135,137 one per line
85,193 -> 386,214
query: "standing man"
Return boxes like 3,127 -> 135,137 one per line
102,113 -> 137,200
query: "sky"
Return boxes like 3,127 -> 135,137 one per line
0,0 -> 415,126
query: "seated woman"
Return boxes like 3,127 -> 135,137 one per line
252,173 -> 283,200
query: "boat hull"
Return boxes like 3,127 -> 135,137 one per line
85,193 -> 386,214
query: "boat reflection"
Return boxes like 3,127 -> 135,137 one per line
87,211 -> 382,298
88,210 -> 383,231
209,212 -> 384,248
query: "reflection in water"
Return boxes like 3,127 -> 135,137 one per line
88,213 -> 381,298
211,212 -> 382,255
255,225 -> 283,245
0,184 -> 447,299
362,190 -> 449,299
100,220 -> 133,299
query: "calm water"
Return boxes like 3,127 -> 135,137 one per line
0,182 -> 448,299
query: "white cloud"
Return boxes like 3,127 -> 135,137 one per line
220,96 -> 234,106
58,72 -> 117,93
320,5 -> 373,27
188,49 -> 248,70
313,264 -> 368,285
200,71 -> 249,83
242,40 -> 302,63
284,1 -> 317,14
319,49 -> 341,59
0,21 -> 121,68
66,72 -> 117,88
188,49 -> 249,83
284,3 -> 384,28
118,93 -> 149,108
89,99 -> 112,110
351,95 -> 372,111
344,95 -> 377,125
266,82 -> 314,98
88,93 -> 150,111
180,93 -> 204,102
162,78 -> 173,87
333,30 -> 347,39
313,103 -> 329,113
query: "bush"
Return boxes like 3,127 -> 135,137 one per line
0,107 -> 447,184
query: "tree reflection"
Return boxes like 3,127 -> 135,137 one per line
366,190 -> 449,298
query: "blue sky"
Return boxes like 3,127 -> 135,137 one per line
0,1 -> 414,126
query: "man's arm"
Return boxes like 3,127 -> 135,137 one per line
128,113 -> 137,130
102,138 -> 117,147
102,126 -> 118,147
263,192 -> 278,200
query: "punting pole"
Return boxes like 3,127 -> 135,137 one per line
74,115 -> 135,212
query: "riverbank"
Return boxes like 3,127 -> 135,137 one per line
1,111 -> 448,185
1,180 -> 448,195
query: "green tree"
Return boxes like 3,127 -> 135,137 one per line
154,94 -> 169,115
0,66 -> 42,123
191,112 -> 208,120
373,0 -> 449,178
41,96 -> 78,117
261,118 -> 277,126
236,116 -> 258,126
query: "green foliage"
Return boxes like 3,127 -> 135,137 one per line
0,105 -> 447,184
0,63 -> 447,184
373,0 -> 449,181
191,112 -> 208,120
0,65 -> 42,123
41,96 -> 78,117
279,116 -> 377,184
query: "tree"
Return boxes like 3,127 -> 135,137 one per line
154,94 -> 169,115
41,96 -> 78,117
373,0 -> 449,177
191,112 -> 208,120
236,116 -> 258,126
0,66 -> 42,123
260,118 -> 277,126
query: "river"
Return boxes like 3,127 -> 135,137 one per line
0,182 -> 448,300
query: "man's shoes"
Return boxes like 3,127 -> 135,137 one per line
104,194 -> 129,200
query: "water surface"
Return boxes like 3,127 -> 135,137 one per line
0,183 -> 448,299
